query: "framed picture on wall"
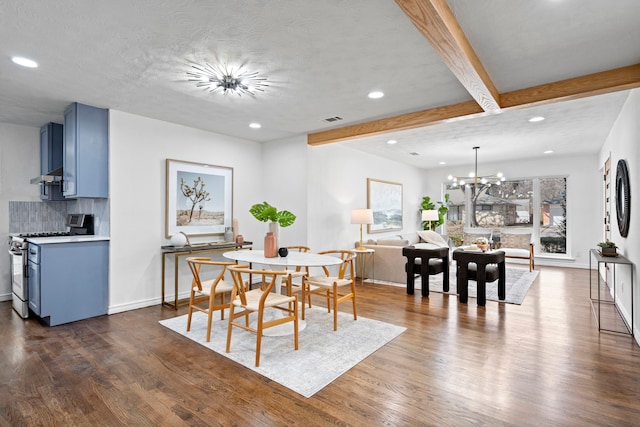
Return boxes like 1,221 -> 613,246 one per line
367,178 -> 403,233
165,159 -> 233,237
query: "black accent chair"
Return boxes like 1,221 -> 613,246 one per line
402,246 -> 449,297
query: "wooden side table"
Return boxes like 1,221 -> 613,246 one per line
453,249 -> 505,306
354,248 -> 375,284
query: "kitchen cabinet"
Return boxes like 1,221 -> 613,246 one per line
39,122 -> 65,201
27,240 -> 109,326
63,102 -> 109,198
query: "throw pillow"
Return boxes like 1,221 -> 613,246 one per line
417,230 -> 449,247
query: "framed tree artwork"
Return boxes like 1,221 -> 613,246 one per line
367,178 -> 403,233
165,159 -> 233,237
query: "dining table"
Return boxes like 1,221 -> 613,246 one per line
222,249 -> 343,335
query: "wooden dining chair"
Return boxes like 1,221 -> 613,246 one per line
282,245 -> 313,308
226,264 -> 299,367
302,250 -> 357,331
186,257 -> 236,342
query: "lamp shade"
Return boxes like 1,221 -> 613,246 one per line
351,209 -> 373,224
421,210 -> 439,221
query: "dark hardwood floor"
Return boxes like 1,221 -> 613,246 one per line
2,265 -> 640,426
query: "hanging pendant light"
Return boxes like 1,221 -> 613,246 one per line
447,147 -> 505,188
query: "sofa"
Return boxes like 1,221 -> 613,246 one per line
359,230 -> 449,283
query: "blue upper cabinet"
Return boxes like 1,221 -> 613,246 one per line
63,103 -> 109,198
40,122 -> 65,201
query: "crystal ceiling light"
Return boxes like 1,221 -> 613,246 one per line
187,62 -> 268,97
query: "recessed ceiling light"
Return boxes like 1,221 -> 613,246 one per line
439,161 -> 446,165
368,91 -> 384,99
544,150 -> 554,154
387,139 -> 397,145
11,56 -> 38,68
529,116 -> 545,122
249,123 -> 261,129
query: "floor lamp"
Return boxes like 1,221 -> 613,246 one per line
421,209 -> 439,231
351,209 -> 373,250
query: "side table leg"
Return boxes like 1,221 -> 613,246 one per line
476,265 -> 487,306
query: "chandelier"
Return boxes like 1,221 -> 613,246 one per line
448,146 -> 505,188
187,62 -> 268,97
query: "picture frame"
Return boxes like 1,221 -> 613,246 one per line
165,159 -> 233,238
367,178 -> 403,233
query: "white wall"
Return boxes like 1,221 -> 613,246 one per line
307,143 -> 425,252
0,123 -> 41,300
108,110 -> 264,313
599,89 -> 639,340
422,152 -> 602,268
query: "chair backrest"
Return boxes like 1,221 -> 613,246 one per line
227,264 -> 292,306
286,246 -> 311,273
317,250 -> 356,279
462,227 -> 493,245
186,257 -> 236,291
499,230 -> 533,249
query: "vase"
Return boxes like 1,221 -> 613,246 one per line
268,222 -> 279,242
224,227 -> 234,242
264,232 -> 277,258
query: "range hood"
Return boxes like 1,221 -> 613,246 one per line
30,167 -> 63,185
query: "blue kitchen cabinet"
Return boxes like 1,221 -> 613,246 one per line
63,103 -> 109,198
27,240 -> 109,326
39,122 -> 65,201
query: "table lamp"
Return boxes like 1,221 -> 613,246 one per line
351,209 -> 373,250
421,209 -> 439,231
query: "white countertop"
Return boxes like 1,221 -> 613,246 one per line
26,235 -> 110,245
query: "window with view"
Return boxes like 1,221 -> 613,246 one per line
444,176 -> 566,255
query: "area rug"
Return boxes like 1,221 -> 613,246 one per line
159,308 -> 406,398
371,267 -> 539,305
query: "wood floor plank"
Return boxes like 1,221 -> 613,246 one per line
1,265 -> 640,426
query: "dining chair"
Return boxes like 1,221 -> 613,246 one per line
283,245 -> 313,308
302,250 -> 357,331
186,257 -> 236,342
226,264 -> 299,367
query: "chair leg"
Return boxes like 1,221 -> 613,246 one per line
187,291 -> 195,332
225,305 -> 236,353
351,282 -> 357,320
255,313 -> 264,367
332,286 -> 338,331
293,296 -> 299,351
206,310 -> 213,342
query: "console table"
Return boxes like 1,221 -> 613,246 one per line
161,241 -> 252,309
589,249 -> 634,338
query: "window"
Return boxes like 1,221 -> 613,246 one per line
445,176 -> 567,256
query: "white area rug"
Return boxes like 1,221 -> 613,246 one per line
159,307 -> 406,398
372,267 -> 539,305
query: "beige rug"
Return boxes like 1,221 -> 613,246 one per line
159,307 -> 405,398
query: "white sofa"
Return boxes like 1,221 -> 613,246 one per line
359,231 -> 449,283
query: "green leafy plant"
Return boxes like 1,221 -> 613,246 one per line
420,194 -> 450,230
249,202 -> 296,227
597,241 -> 617,248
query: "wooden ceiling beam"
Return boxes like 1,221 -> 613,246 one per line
394,0 -> 501,112
307,64 -> 640,146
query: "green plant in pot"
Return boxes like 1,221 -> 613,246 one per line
420,194 -> 450,231
250,202 -> 296,257
597,241 -> 617,256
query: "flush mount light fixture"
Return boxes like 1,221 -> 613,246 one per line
544,150 -> 554,154
387,139 -> 397,145
249,123 -> 261,129
529,116 -> 545,122
368,91 -> 384,99
187,61 -> 268,97
439,161 -> 446,165
12,56 -> 38,68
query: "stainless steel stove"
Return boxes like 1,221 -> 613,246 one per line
8,214 -> 93,318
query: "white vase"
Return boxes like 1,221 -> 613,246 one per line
170,233 -> 188,248
268,222 -> 279,248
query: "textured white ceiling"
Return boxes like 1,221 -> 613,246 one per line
1,0 -> 638,168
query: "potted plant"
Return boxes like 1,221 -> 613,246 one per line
597,241 -> 618,257
249,202 -> 296,257
420,194 -> 450,231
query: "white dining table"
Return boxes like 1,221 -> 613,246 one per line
222,250 -> 343,336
